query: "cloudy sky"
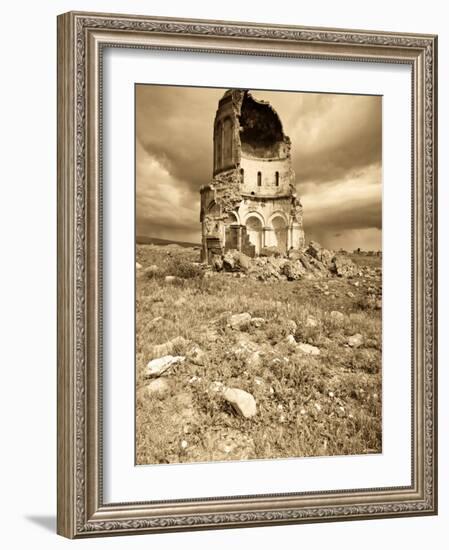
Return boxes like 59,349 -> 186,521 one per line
136,84 -> 382,251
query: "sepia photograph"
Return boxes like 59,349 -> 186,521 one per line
135,84 -> 382,465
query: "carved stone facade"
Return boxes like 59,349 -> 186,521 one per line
200,89 -> 305,262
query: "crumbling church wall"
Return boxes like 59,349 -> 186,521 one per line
200,89 -> 305,263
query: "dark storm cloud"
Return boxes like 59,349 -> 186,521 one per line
136,85 -> 382,250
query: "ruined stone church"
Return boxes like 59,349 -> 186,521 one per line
200,89 -> 305,263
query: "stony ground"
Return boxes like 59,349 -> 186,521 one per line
135,244 -> 382,465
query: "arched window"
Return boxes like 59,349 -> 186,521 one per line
257,171 -> 262,186
215,121 -> 222,171
275,171 -> 279,186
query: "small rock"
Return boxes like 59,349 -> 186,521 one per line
146,355 -> 185,377
136,262 -> 143,270
297,343 -> 320,355
153,336 -> 189,358
305,316 -> 318,328
228,312 -> 252,330
328,391 -> 334,398
285,334 -> 296,346
180,440 -> 188,449
223,387 -> 257,418
286,319 -> 298,334
245,351 -> 263,369
209,381 -> 225,393
375,299 -> 382,310
251,317 -> 266,328
330,311 -> 345,323
300,408 -> 306,415
332,255 -> 358,277
347,291 -> 355,298
187,344 -> 206,365
164,275 -> 181,284
144,378 -> 170,397
211,254 -> 223,271
282,261 -> 305,280
144,264 -> 159,278
348,334 -> 363,348
314,403 -> 322,411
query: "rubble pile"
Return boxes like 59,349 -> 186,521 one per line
213,241 -> 359,281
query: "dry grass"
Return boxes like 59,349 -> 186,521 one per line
136,244 -> 382,465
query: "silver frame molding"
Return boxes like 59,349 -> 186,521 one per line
57,11 -> 438,538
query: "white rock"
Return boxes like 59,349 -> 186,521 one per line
297,343 -> 320,355
165,275 -> 181,284
305,316 -> 318,328
144,378 -> 170,396
146,355 -> 185,377
285,334 -> 296,346
228,312 -> 252,329
223,387 -> 257,418
330,310 -> 345,323
136,262 -> 143,270
250,317 -> 266,328
347,334 -> 363,348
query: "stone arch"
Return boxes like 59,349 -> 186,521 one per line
225,210 -> 240,225
245,212 -> 265,254
222,116 -> 234,167
207,200 -> 221,217
215,120 -> 223,171
269,212 -> 289,253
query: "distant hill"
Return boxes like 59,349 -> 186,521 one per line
136,235 -> 200,248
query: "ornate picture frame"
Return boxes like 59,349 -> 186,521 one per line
57,11 -> 437,538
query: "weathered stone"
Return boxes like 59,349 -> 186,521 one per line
153,336 -> 189,358
287,248 -> 302,261
228,312 -> 252,329
307,241 -> 333,267
330,310 -> 345,323
223,250 -> 251,272
305,316 -> 318,328
211,254 -> 223,271
244,350 -> 263,369
332,255 -> 358,277
146,355 -> 185,377
187,344 -> 206,366
297,343 -> 320,355
286,319 -> 298,334
285,334 -> 296,346
282,260 -> 305,280
143,378 -> 170,397
250,317 -> 266,328
223,387 -> 257,418
348,334 -> 363,348
259,246 -> 282,257
144,264 -> 159,278
164,275 -> 181,284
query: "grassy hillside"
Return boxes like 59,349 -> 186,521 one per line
135,244 -> 382,465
